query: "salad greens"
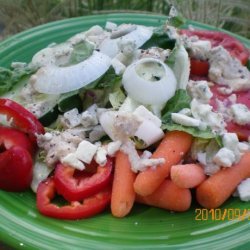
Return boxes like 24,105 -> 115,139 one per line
140,26 -> 176,50
161,90 -> 217,139
0,65 -> 36,95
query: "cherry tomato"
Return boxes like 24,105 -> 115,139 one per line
37,177 -> 111,220
0,146 -> 33,191
209,85 -> 250,140
190,59 -> 209,76
0,98 -> 45,144
181,29 -> 250,65
54,158 -> 113,201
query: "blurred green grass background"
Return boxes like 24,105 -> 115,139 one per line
0,0 -> 250,40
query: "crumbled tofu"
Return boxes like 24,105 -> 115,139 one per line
111,24 -> 136,39
222,133 -> 239,150
188,80 -> 213,103
133,105 -> 162,127
139,47 -> 170,62
121,140 -> 164,172
61,153 -> 85,170
182,35 -> 212,60
237,178 -> 250,201
171,113 -> 200,127
63,108 -> 82,128
208,46 -> 250,91
89,125 -> 106,142
189,40 -> 212,60
117,37 -> 136,56
107,140 -> 122,157
229,103 -> 250,125
134,120 -> 164,147
213,147 -> 235,167
36,129 -> 84,166
178,108 -> 192,116
140,150 -> 152,159
75,140 -> 98,164
94,146 -> 107,166
81,110 -> 98,128
105,21 -> 117,31
191,99 -> 226,133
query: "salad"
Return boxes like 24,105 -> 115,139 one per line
0,10 -> 250,220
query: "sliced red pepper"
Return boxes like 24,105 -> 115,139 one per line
37,177 -> 111,220
0,146 -> 33,191
0,126 -> 34,155
54,158 -> 113,201
0,98 -> 45,144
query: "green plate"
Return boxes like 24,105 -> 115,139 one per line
0,13 -> 250,250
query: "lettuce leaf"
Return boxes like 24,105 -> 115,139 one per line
0,65 -> 36,96
161,89 -> 191,120
80,67 -> 123,109
140,26 -> 176,50
161,122 -> 216,139
161,89 -> 218,139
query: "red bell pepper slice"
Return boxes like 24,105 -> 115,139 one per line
54,158 -> 113,201
0,146 -> 33,191
0,126 -> 34,155
0,98 -> 45,144
37,177 -> 111,220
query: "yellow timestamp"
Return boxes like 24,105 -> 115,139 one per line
195,208 -> 250,221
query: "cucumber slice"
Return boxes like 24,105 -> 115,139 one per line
58,90 -> 82,112
38,105 -> 59,127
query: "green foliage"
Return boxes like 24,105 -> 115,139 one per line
0,65 -> 36,95
161,89 -> 191,120
161,89 -> 217,139
0,0 -> 249,40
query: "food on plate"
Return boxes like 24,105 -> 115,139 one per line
0,9 -> 250,220
111,151 -> 136,217
170,163 -> 206,188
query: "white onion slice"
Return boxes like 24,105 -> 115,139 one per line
173,44 -> 190,90
31,51 -> 111,94
99,25 -> 153,58
122,58 -> 177,105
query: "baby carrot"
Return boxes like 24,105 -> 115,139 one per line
196,152 -> 250,209
111,151 -> 137,217
171,163 -> 206,188
134,131 -> 193,196
136,179 -> 192,212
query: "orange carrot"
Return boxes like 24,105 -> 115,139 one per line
111,151 -> 137,217
136,179 -> 192,212
134,131 -> 193,196
196,152 -> 250,209
171,163 -> 206,188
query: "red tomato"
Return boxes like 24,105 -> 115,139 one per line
0,126 -> 34,155
209,85 -> 250,140
37,177 -> 111,220
0,146 -> 33,191
190,59 -> 209,76
54,158 -> 113,201
0,98 -> 45,144
181,29 -> 250,65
